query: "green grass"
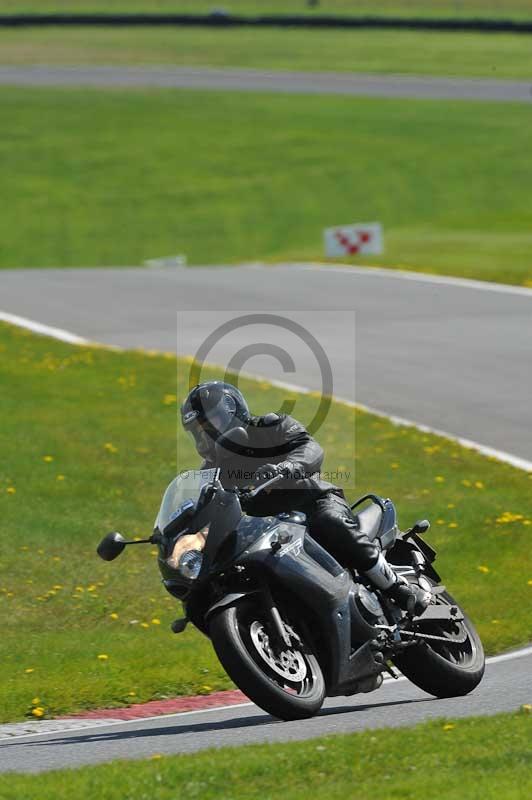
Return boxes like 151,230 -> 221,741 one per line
1,321 -> 532,722
1,87 -> 532,285
1,712 -> 532,797
2,26 -> 532,80
3,1 -> 532,22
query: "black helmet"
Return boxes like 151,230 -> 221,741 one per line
181,382 -> 250,458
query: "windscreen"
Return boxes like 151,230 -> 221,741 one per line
154,468 -> 218,533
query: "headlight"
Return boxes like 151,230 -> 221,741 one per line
178,550 -> 203,580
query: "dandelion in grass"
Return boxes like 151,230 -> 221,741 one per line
109,612 -> 119,620
103,443 -> 118,453
442,723 -> 455,731
43,455 -> 54,462
6,487 -> 16,494
151,618 -> 161,625
97,654 -> 109,661
477,565 -> 490,574
31,707 -> 45,718
435,476 -> 445,483
24,668 -> 34,674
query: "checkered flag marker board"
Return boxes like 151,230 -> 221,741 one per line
324,222 -> 383,257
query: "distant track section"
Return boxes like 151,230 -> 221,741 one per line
1,65 -> 531,103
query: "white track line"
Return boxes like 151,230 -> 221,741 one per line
295,263 -> 532,298
1,309 -> 531,473
1,647 -> 530,742
0,311 -> 90,345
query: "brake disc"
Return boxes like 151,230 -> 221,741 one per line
249,620 -> 308,682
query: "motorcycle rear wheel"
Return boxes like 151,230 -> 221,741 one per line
209,599 -> 325,720
392,584 -> 485,698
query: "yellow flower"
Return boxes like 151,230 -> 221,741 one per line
163,394 -> 177,405
97,654 -> 109,661
56,475 -> 65,481
447,503 -> 455,509
6,487 -> 16,494
150,754 -> 163,760
109,612 -> 119,620
522,704 -> 532,713
24,668 -> 34,674
103,443 -> 118,453
390,463 -> 399,469
477,565 -> 490,574
128,691 -> 137,697
527,580 -> 532,586
31,707 -> 45,718
43,455 -> 54,462
53,585 -> 63,590
448,522 -> 458,529
31,697 -> 40,705
140,622 -> 149,629
442,723 -> 455,731
435,476 -> 445,483
474,481 -> 484,490
461,479 -> 471,487
151,618 -> 161,625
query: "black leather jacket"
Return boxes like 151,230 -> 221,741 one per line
201,413 -> 339,516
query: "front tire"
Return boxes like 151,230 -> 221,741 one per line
392,584 -> 485,698
209,599 -> 325,720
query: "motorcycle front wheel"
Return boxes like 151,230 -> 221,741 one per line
392,583 -> 485,698
209,599 -> 325,720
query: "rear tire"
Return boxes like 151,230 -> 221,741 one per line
393,585 -> 485,698
209,599 -> 325,720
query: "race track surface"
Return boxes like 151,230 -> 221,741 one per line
1,264 -> 531,462
0,649 -> 530,773
0,65 -> 531,102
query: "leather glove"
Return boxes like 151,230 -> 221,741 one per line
255,463 -> 280,482
255,461 -> 304,482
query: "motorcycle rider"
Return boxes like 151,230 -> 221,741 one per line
181,381 -> 430,614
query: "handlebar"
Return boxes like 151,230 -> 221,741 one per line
238,472 -> 283,501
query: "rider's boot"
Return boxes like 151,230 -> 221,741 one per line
363,553 -> 431,615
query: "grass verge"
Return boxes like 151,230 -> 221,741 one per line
1,88 -> 532,285
1,712 -> 532,797
2,26 -> 532,80
1,321 -> 531,722
2,1 -> 532,22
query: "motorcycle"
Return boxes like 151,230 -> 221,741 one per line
97,451 -> 485,721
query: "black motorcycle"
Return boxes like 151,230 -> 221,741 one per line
97,463 -> 485,721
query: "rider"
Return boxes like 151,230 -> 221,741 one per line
181,381 -> 430,614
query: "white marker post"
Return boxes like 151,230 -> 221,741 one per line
324,222 -> 383,258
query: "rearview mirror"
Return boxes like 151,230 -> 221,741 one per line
97,532 -> 127,561
412,519 -> 430,535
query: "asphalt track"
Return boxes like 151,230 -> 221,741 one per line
1,264 -> 531,772
1,65 -> 532,102
1,264 -> 531,462
0,649 -> 530,773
